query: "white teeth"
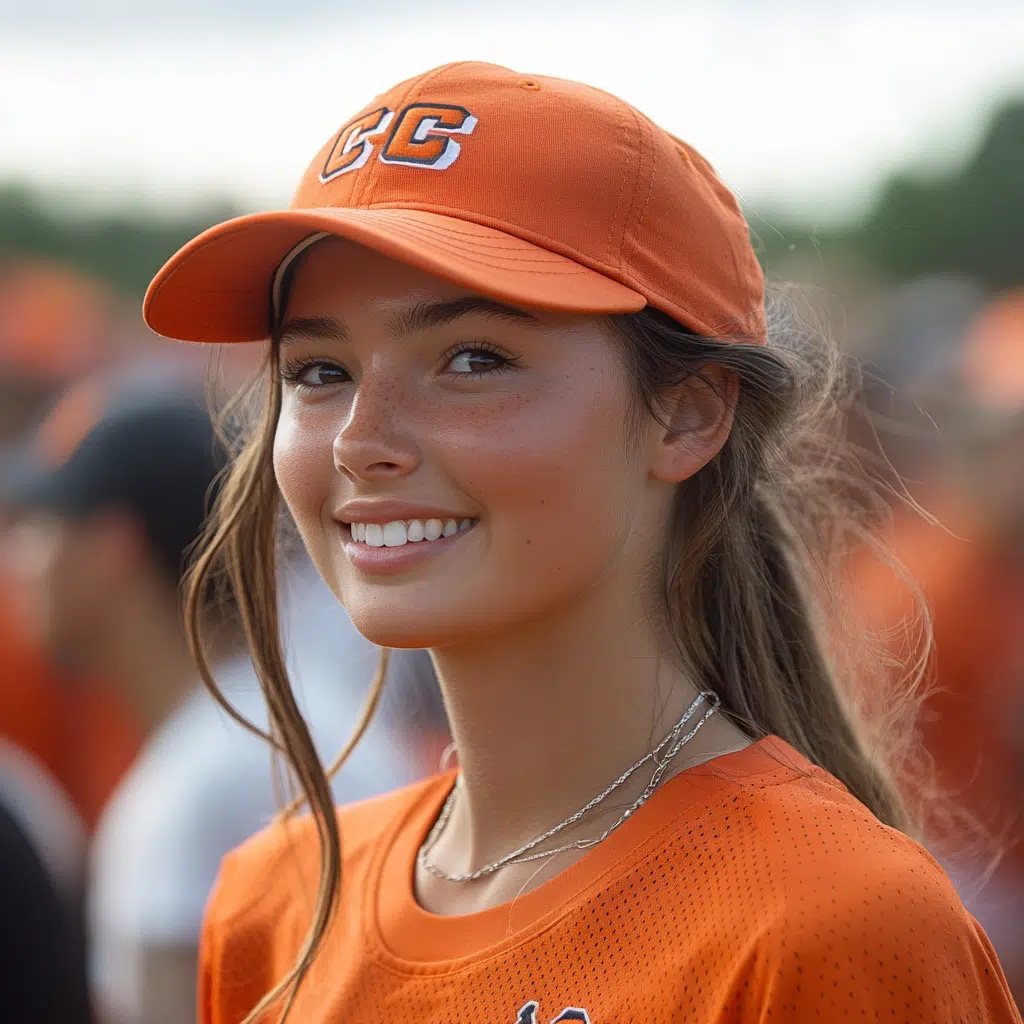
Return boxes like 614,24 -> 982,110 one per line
382,521 -> 407,547
348,517 -> 476,547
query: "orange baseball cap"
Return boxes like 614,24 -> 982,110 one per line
144,61 -> 765,345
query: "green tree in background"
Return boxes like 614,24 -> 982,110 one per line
0,186 -> 240,297
739,97 -> 1024,292
856,101 -> 1024,289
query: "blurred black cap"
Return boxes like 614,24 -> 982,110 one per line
1,379 -> 226,584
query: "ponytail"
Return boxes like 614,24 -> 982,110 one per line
613,297 -> 925,832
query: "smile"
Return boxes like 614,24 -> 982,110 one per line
347,518 -> 477,548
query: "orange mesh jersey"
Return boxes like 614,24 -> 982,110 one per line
200,737 -> 1021,1023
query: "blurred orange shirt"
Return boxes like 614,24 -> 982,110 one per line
0,586 -> 63,782
846,496 -> 1024,867
0,583 -> 139,830
199,736 -> 1020,1023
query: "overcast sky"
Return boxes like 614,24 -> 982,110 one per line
2,0 -> 1022,224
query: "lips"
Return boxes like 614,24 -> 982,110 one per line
347,517 -> 477,548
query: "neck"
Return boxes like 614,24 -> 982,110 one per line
429,575 -> 731,872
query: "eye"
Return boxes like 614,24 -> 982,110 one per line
280,359 -> 351,389
444,344 -> 516,377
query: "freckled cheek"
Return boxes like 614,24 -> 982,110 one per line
272,404 -> 340,531
445,386 -> 631,545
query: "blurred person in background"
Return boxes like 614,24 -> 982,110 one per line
0,258 -> 141,839
846,287 -> 1024,1004
1,375 -> 434,1024
0,259 -> 139,1024
0,796 -> 92,1023
0,259 -> 118,438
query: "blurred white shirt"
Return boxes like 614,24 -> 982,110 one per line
88,560 -> 428,1022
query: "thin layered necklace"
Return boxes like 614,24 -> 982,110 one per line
418,690 -> 721,884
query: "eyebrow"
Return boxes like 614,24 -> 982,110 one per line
384,297 -> 541,336
277,296 -> 540,347
277,315 -> 349,347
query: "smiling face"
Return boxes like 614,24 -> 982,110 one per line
272,237 -> 678,650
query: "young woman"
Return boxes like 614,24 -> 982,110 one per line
143,62 -> 1022,1023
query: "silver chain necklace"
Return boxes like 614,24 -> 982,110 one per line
418,690 -> 720,883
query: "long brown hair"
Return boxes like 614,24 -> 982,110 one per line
185,287 -> 929,1021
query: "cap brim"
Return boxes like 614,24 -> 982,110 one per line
143,208 -> 647,343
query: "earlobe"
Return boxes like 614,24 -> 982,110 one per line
650,365 -> 739,484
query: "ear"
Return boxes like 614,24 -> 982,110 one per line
648,364 -> 739,484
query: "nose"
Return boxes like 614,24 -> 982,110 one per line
333,373 -> 420,482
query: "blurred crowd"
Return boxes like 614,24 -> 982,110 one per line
845,277 -> 1024,1001
0,244 -> 1020,1023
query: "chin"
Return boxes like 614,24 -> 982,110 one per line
342,595 -> 495,650
309,533 -> 616,651
313,542 -> 511,649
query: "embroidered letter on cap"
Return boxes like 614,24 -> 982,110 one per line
320,107 -> 395,182
380,103 -> 478,169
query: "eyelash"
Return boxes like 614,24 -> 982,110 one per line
277,356 -> 349,389
277,341 -> 521,391
440,340 -> 522,377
